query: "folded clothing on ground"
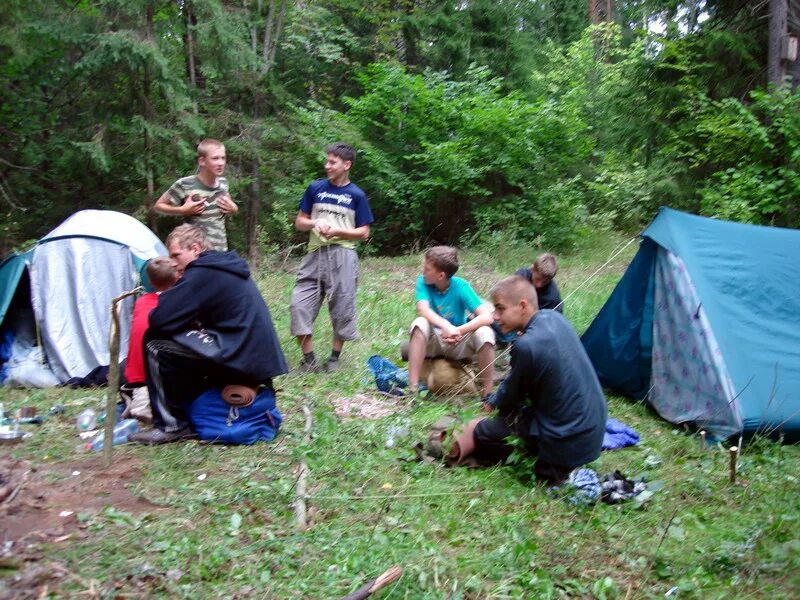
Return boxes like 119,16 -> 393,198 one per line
602,417 -> 640,450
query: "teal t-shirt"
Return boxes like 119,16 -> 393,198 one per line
415,276 -> 484,327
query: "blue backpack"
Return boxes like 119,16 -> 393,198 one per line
189,388 -> 283,445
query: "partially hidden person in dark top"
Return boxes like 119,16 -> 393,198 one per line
494,252 -> 564,350
473,275 -> 607,484
130,224 -> 287,444
515,252 -> 563,312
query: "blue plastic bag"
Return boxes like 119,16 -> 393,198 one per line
366,355 -> 408,395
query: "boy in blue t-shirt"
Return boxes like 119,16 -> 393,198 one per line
289,142 -> 374,372
407,246 -> 496,400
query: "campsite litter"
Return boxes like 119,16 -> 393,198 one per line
331,393 -> 403,420
384,419 -> 411,447
86,418 -> 139,452
75,409 -> 97,432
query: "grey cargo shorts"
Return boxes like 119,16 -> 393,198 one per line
290,245 -> 360,341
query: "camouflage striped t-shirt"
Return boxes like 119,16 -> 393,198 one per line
167,175 -> 230,251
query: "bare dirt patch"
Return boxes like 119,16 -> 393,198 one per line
0,452 -> 163,547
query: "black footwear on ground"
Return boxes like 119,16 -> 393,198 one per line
297,357 -> 320,373
129,426 -> 196,445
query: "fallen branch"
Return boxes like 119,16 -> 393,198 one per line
341,565 -> 403,600
104,287 -> 142,467
294,403 -> 313,530
2,469 -> 30,505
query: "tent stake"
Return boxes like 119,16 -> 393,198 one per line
699,430 -> 706,450
103,287 -> 142,468
728,446 -> 739,484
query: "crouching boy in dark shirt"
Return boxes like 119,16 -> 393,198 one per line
474,275 -> 606,484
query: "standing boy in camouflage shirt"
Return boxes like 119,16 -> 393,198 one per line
154,138 -> 238,251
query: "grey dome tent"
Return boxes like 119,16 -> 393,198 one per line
581,208 -> 800,442
0,210 -> 166,383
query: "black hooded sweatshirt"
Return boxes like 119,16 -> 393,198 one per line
149,250 -> 288,382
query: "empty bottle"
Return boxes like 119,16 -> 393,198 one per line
385,418 -> 411,448
76,408 -> 97,431
88,418 -> 140,452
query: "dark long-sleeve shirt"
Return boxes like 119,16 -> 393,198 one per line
489,310 -> 606,468
514,267 -> 563,312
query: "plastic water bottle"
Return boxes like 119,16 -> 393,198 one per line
88,419 -> 140,452
385,418 -> 411,448
76,408 -> 97,431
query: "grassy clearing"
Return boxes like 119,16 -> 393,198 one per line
2,231 -> 799,599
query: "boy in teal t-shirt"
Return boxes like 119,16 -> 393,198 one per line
407,246 -> 496,400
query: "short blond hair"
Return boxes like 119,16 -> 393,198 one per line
165,224 -> 211,252
197,138 -> 224,159
490,275 -> 538,311
425,246 -> 459,277
146,257 -> 178,291
533,253 -> 558,282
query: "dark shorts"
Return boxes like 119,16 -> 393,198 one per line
473,414 -> 573,484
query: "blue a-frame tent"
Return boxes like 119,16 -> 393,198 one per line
582,208 -> 800,441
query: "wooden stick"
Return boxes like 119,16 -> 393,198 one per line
1,469 -> 30,505
104,287 -> 142,467
341,566 -> 403,600
729,446 -> 739,483
699,430 -> 706,450
294,404 -> 313,530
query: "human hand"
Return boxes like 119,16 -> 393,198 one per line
217,193 -> 237,215
314,220 -> 332,236
440,324 -> 462,344
184,194 -> 206,215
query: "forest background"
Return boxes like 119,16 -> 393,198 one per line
2,0 -> 800,261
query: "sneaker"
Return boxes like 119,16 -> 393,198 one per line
297,357 -> 320,373
324,357 -> 340,372
129,426 -> 196,445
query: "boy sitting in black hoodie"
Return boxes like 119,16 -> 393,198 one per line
131,224 -> 288,444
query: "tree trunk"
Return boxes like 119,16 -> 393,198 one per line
144,3 -> 158,232
589,0 -> 600,25
589,0 -> 612,24
184,1 -> 199,114
768,0 -> 788,87
789,1 -> 800,91
266,0 -> 287,68
687,0 -> 698,33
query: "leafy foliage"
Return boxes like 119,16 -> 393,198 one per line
0,0 -> 798,257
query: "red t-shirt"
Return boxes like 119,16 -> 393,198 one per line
124,292 -> 160,384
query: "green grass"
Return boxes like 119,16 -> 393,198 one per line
2,231 -> 799,599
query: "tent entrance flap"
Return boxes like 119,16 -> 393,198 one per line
650,249 -> 741,439
580,239 -> 657,399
